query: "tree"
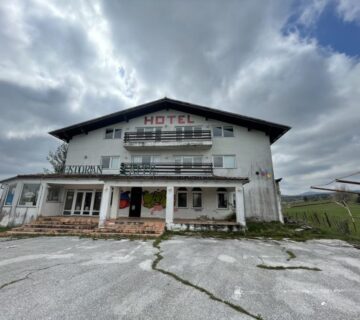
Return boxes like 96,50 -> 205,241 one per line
45,143 -> 68,173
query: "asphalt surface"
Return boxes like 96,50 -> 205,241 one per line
0,236 -> 359,320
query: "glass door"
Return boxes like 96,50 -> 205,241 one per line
63,190 -> 101,216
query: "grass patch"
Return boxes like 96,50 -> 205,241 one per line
166,221 -> 360,247
257,264 -> 321,271
286,250 -> 296,261
0,227 -> 11,233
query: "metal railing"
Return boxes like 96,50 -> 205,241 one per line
123,130 -> 212,143
120,162 -> 213,175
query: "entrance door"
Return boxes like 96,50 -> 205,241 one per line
64,190 -> 99,216
129,187 -> 142,217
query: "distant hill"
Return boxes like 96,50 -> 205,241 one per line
282,192 -> 332,203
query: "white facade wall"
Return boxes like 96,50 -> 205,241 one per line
65,109 -> 279,221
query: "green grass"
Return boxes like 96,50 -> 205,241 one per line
167,222 -> 360,247
284,201 -> 360,237
285,201 -> 360,218
0,227 -> 11,233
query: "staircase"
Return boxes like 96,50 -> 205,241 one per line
7,216 -> 99,236
6,216 -> 165,238
98,218 -> 165,237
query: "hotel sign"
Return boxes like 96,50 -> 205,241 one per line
143,114 -> 195,125
64,165 -> 103,174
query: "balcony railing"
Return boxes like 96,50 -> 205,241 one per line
123,130 -> 212,143
120,162 -> 213,176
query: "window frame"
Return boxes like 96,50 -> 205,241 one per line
177,188 -> 188,208
46,186 -> 62,202
101,156 -> 121,169
4,184 -> 17,206
212,126 -> 234,137
212,155 -> 236,169
18,183 -> 41,207
104,128 -> 122,139
217,188 -> 228,209
192,188 -> 202,208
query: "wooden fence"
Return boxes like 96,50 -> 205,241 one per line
285,211 -> 360,236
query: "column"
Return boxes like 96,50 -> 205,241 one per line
235,185 -> 246,227
38,182 -> 49,217
165,186 -> 174,229
99,184 -> 112,227
110,187 -> 120,219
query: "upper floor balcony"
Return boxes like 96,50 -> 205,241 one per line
120,162 -> 213,176
123,129 -> 213,150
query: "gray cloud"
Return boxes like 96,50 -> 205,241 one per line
0,0 -> 359,194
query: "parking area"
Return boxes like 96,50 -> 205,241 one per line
0,236 -> 359,320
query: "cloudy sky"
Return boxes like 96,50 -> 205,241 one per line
0,0 -> 359,194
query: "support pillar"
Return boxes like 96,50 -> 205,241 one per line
165,186 -> 174,229
110,187 -> 120,219
38,182 -> 49,217
235,185 -> 246,227
99,184 -> 112,227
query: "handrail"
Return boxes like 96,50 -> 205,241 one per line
124,130 -> 212,142
120,162 -> 213,175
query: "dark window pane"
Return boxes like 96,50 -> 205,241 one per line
217,193 -> 228,208
114,129 -> 122,139
213,126 -> 222,137
213,156 -> 223,168
47,187 -> 61,202
193,193 -> 202,208
64,191 -> 74,211
74,192 -> 83,214
105,129 -> 114,139
223,126 -> 234,137
93,192 -> 102,211
178,193 -> 187,208
102,157 -> 110,169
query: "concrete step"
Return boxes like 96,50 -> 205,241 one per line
24,224 -> 97,230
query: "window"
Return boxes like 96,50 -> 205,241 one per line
192,188 -> 202,208
131,155 -> 161,164
102,156 -> 120,169
213,126 -> 234,137
19,184 -> 40,206
223,126 -> 234,137
4,184 -> 16,206
47,186 -> 61,202
177,187 -> 188,208
213,155 -> 236,168
174,156 -> 202,166
136,127 -> 161,140
176,126 -> 202,139
213,126 -> 223,137
217,188 -> 228,209
105,128 -> 122,139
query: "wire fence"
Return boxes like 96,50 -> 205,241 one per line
285,211 -> 360,236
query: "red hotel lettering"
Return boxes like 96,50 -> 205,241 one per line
178,115 -> 185,124
144,116 -> 154,125
167,115 -> 176,124
144,114 -> 195,125
155,116 -> 165,124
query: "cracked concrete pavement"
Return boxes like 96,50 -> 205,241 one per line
0,236 -> 359,320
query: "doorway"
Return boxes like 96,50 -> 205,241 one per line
129,187 -> 142,217
63,190 -> 101,216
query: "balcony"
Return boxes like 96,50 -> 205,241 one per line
123,130 -> 212,150
120,162 -> 213,176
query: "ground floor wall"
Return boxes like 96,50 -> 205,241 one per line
114,187 -> 235,221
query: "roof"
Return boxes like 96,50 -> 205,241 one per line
49,97 -> 290,144
0,173 -> 249,184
